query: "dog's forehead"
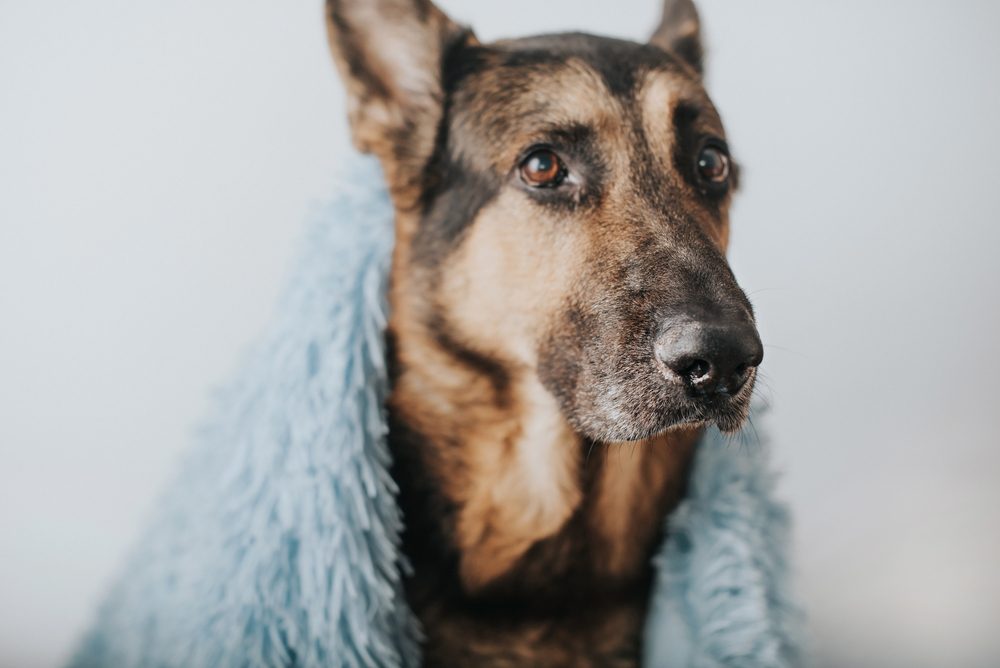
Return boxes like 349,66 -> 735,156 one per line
447,33 -> 724,162
490,33 -> 688,91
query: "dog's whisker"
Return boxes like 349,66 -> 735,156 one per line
743,414 -> 763,451
762,343 -> 807,358
744,286 -> 783,298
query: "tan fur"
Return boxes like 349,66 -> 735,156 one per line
456,378 -> 582,591
591,428 -> 699,577
420,600 -> 647,667
440,193 -> 586,367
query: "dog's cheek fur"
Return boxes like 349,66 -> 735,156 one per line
437,193 -> 587,368
416,195 -> 593,590
537,275 -> 681,443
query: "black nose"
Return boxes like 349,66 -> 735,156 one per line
655,317 -> 764,396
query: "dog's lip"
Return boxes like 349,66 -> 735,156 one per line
583,366 -> 757,441
662,388 -> 754,435
591,397 -> 749,442
703,396 -> 753,433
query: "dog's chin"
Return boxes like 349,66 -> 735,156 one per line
573,388 -> 754,443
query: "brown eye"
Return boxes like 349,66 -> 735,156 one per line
520,148 -> 565,187
697,144 -> 730,184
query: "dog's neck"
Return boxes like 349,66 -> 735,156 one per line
386,285 -> 700,600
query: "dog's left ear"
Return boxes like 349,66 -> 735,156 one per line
649,0 -> 703,75
325,0 -> 472,200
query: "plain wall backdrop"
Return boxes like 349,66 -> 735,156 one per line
2,1 -> 999,666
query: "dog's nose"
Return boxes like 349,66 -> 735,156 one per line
655,318 -> 763,396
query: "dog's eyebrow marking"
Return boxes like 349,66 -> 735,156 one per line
528,123 -> 603,168
640,71 -> 725,154
534,123 -> 596,148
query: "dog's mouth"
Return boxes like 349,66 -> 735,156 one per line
664,383 -> 755,435
569,365 -> 757,443
665,363 -> 758,434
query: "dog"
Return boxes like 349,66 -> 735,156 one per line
325,0 -> 762,665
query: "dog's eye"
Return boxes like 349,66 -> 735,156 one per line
696,145 -> 730,185
520,149 -> 565,188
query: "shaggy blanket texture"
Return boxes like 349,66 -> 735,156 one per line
69,155 -> 803,668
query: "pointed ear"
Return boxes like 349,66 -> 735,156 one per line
649,0 -> 703,75
325,0 -> 472,193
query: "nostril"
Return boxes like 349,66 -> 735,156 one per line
681,359 -> 712,384
726,363 -> 753,394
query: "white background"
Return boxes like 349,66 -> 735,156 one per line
2,1 -> 999,666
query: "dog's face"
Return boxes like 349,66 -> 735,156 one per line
327,0 -> 762,439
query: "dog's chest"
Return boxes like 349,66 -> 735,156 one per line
396,427 -> 698,668
394,411 -> 698,600
478,430 -> 697,595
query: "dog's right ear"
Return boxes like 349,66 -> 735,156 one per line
325,0 -> 471,196
650,0 -> 703,75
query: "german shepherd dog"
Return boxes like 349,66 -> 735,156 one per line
325,0 -> 762,665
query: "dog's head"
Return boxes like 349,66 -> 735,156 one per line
327,0 -> 762,439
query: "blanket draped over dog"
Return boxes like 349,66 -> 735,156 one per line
68,155 -> 803,668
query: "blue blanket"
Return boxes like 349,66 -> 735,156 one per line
69,155 -> 803,668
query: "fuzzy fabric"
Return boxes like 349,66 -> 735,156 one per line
68,154 -> 803,668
